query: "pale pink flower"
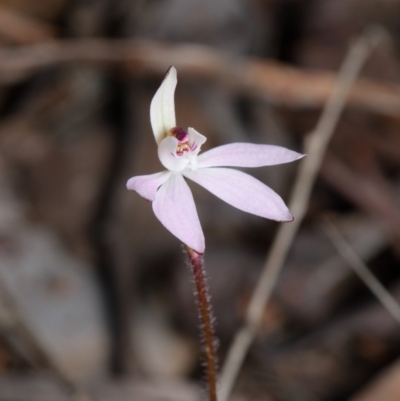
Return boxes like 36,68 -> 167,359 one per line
127,67 -> 303,253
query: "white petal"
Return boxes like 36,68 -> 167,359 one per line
150,66 -> 177,144
153,173 -> 205,253
188,127 -> 207,156
127,171 -> 172,201
197,143 -> 304,168
183,168 -> 293,222
158,137 -> 190,171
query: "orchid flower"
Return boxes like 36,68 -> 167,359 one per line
127,66 -> 303,254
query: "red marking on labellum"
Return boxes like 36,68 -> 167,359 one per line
170,127 -> 188,142
168,126 -> 194,156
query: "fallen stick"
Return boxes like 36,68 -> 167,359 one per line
0,36 -> 397,118
0,5 -> 56,45
218,26 -> 386,401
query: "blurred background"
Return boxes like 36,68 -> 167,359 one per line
0,0 -> 399,400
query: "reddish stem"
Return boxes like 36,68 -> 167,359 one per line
185,246 -> 218,401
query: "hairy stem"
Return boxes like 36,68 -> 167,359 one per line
185,246 -> 218,401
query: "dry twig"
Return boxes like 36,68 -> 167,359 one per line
322,217 -> 400,324
0,5 -> 56,44
0,38 -> 397,118
218,26 -> 387,401
320,153 -> 400,253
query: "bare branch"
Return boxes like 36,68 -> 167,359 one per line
0,5 -> 56,45
218,26 -> 387,401
0,36 -> 397,118
322,217 -> 400,324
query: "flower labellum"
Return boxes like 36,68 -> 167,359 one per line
127,66 -> 304,253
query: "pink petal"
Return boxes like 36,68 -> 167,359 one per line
127,171 -> 172,201
152,173 -> 205,253
158,136 -> 190,171
150,66 -> 177,144
183,168 -> 293,222
197,143 -> 304,168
